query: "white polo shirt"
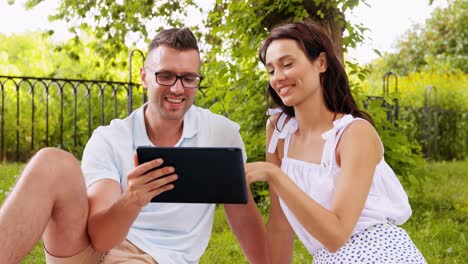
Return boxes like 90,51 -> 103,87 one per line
81,104 -> 247,264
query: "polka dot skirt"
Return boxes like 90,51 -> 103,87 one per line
312,223 -> 426,264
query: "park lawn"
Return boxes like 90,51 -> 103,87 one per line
0,160 -> 466,263
401,161 -> 467,263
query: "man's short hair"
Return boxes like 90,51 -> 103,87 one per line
148,27 -> 199,53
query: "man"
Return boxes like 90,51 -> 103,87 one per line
0,27 -> 269,263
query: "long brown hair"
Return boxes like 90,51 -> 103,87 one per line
259,21 -> 373,125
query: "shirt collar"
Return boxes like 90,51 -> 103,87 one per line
133,104 -> 199,148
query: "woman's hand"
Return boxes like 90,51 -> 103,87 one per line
245,161 -> 282,184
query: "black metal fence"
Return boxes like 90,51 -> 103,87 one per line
415,85 -> 467,160
0,50 -> 147,161
0,75 -> 146,161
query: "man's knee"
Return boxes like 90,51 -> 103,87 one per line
34,147 -> 77,164
24,147 -> 82,184
33,147 -> 79,170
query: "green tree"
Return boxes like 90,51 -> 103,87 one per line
0,31 -> 130,81
378,0 -> 467,75
20,0 -> 368,60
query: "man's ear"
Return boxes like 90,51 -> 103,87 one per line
140,67 -> 148,89
317,52 -> 328,73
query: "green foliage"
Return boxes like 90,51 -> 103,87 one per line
0,31 -> 131,81
23,0 -> 200,60
370,103 -> 425,183
361,67 -> 468,161
376,0 -> 467,75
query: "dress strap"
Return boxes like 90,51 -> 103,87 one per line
321,115 -> 385,173
320,114 -> 355,172
266,108 -> 298,154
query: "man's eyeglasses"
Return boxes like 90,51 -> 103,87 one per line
146,68 -> 203,88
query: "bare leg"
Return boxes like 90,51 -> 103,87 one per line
0,148 -> 90,263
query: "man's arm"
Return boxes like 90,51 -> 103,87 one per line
224,189 -> 270,264
86,179 -> 141,252
87,155 -> 177,252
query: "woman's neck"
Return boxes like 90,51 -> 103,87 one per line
293,95 -> 337,135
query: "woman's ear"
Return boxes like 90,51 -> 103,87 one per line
317,52 -> 328,73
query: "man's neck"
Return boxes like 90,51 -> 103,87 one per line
144,110 -> 184,147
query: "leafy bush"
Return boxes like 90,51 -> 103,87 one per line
361,67 -> 468,161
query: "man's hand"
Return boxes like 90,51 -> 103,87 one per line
123,152 -> 178,207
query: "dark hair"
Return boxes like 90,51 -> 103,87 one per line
259,21 -> 373,124
148,27 -> 199,53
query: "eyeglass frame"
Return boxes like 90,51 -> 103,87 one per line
145,67 -> 203,89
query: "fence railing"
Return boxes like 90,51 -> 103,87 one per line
0,75 -> 145,161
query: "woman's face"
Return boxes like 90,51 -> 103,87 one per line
265,38 -> 327,107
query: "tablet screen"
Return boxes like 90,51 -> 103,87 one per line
136,146 -> 248,204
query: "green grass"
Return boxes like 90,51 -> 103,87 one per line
402,161 -> 468,263
200,206 -> 312,263
1,161 -> 466,263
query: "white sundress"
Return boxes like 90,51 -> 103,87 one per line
267,110 -> 426,264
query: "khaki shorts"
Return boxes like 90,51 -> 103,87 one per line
45,239 -> 158,264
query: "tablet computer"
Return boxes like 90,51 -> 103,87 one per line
136,146 -> 248,204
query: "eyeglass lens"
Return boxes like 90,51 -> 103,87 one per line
156,73 -> 201,88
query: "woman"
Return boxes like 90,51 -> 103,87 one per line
245,21 -> 426,263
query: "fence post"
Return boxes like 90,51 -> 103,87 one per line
16,81 -> 20,161
128,49 -> 145,115
1,82 -> 4,161
382,71 -> 399,123
423,85 -> 438,160
30,83 -> 35,152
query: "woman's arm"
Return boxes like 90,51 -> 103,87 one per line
267,186 -> 295,263
246,120 -> 382,252
264,115 -> 295,262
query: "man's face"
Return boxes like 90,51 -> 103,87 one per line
141,45 -> 201,122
